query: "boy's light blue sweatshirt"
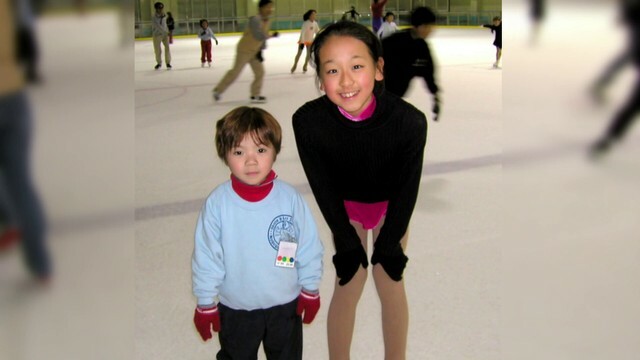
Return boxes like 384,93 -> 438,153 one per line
192,179 -> 324,310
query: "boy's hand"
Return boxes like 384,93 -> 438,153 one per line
296,290 -> 320,324
215,39 -> 219,45
193,305 -> 220,341
272,31 -> 279,38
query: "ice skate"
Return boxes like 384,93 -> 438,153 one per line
250,96 -> 267,104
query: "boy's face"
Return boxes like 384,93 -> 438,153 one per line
493,19 -> 501,26
226,134 -> 276,186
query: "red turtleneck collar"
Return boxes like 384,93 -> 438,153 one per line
230,170 -> 277,202
338,94 -> 377,121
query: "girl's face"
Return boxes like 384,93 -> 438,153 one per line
226,133 -> 275,186
201,21 -> 208,29
310,11 -> 316,22
318,36 -> 384,118
386,15 -> 394,23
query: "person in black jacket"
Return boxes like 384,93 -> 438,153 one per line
590,0 -> 640,157
381,6 -> 441,121
293,20 -> 427,359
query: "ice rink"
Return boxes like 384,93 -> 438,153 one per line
133,20 -> 504,359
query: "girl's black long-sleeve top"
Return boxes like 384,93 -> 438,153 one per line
292,86 -> 427,256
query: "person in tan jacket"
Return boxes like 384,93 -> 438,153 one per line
212,0 -> 279,103
0,0 -> 51,282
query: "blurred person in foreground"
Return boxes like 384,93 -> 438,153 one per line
16,0 -> 42,83
590,0 -> 640,157
381,6 -> 442,122
530,0 -> 545,45
0,0 -> 52,282
589,0 -> 637,104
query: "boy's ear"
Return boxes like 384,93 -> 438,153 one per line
375,57 -> 385,81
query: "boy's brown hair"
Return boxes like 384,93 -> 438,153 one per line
215,106 -> 282,164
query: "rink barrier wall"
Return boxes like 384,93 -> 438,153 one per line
135,11 -> 501,38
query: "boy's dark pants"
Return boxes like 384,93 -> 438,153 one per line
216,299 -> 302,360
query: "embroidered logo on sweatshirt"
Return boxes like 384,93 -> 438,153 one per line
268,215 -> 296,250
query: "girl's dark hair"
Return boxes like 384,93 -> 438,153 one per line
310,21 -> 382,78
258,0 -> 273,8
154,1 -> 163,9
384,11 -> 394,20
215,107 -> 282,164
303,9 -> 316,21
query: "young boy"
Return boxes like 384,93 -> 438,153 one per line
192,106 -> 324,359
198,19 -> 218,67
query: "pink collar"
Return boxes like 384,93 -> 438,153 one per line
230,170 -> 277,202
338,95 -> 376,122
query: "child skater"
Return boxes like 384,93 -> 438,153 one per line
376,11 -> 398,39
198,19 -> 218,67
482,16 -> 502,68
192,106 -> 324,359
292,21 -> 427,360
291,9 -> 319,74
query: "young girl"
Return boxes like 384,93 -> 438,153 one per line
291,9 -> 319,74
482,16 -> 502,68
198,19 -> 218,67
292,21 -> 427,359
376,11 -> 398,39
192,106 -> 324,359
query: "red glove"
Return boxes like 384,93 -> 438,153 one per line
193,305 -> 220,341
296,290 -> 320,324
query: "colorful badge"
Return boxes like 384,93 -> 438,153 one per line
275,241 -> 297,268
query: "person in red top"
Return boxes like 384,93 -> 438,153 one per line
370,0 -> 388,33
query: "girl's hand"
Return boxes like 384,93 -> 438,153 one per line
332,245 -> 368,285
371,244 -> 408,281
